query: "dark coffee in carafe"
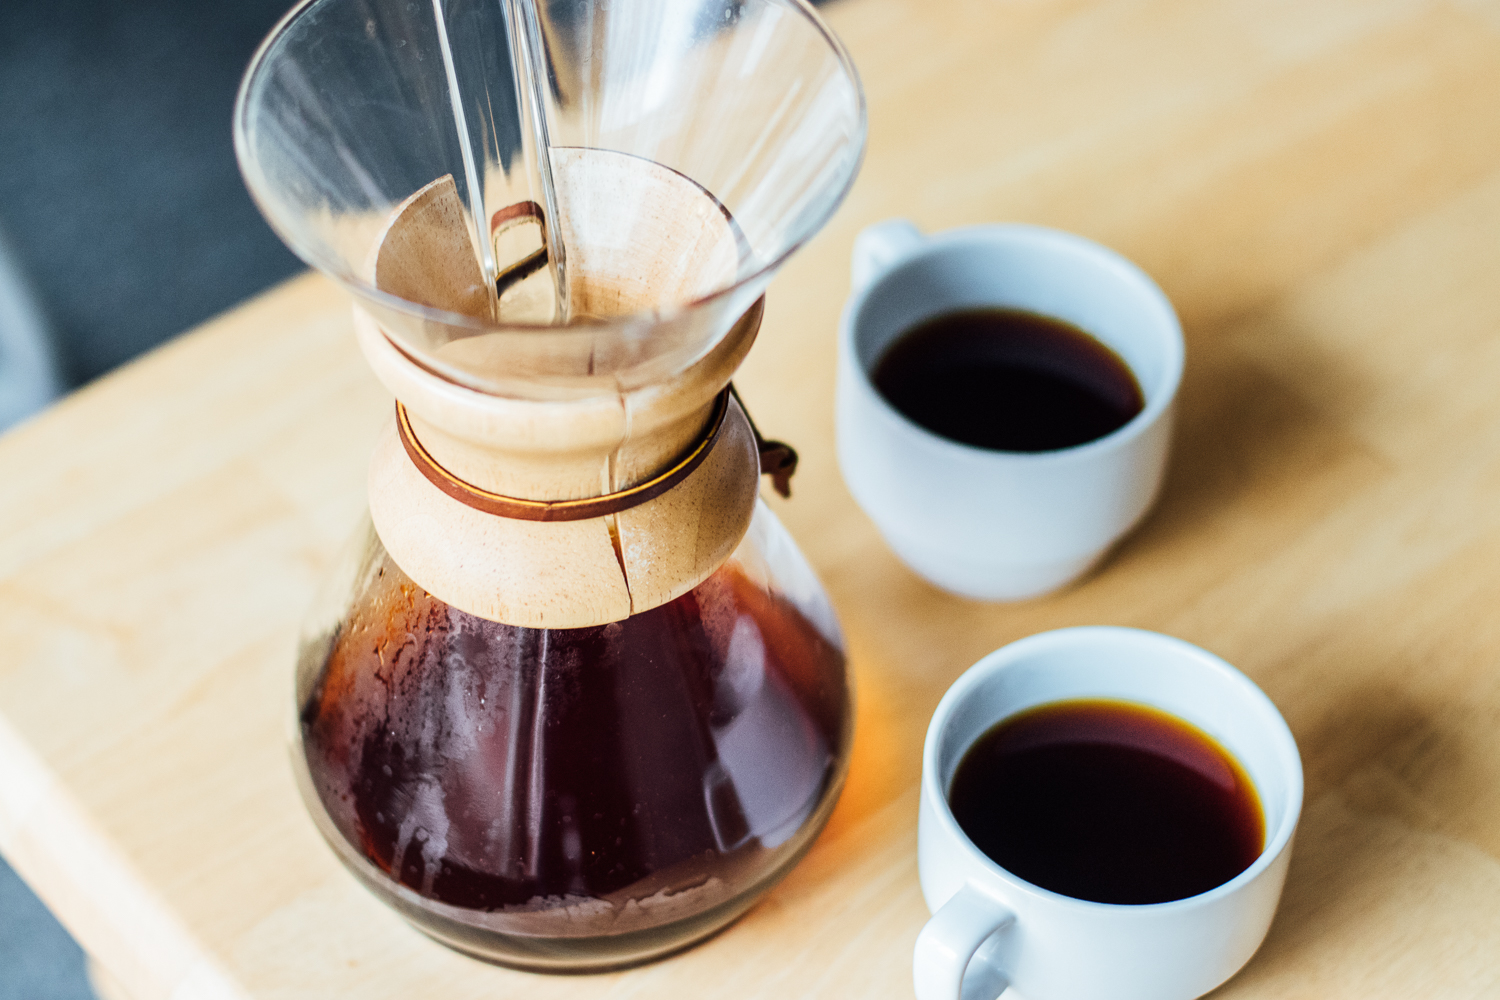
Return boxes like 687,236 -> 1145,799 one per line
298,543 -> 849,966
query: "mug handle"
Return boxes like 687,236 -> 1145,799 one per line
913,882 -> 1016,1000
851,218 -> 924,294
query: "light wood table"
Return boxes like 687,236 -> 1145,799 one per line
7,0 -> 1500,995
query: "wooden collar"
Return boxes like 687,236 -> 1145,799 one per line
395,389 -> 732,522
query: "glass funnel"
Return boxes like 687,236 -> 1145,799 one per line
235,0 -> 866,397
236,0 -> 865,973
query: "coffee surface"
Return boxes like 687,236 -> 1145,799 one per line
948,699 -> 1263,904
872,308 -> 1143,452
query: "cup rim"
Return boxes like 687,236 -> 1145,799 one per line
921,626 -> 1304,913
840,223 -> 1185,465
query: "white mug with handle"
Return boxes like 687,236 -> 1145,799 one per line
915,627 -> 1302,1000
837,221 -> 1184,601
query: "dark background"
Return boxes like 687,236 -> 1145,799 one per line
0,0 -> 304,390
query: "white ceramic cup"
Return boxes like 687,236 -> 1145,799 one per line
915,627 -> 1302,1000
836,220 -> 1184,600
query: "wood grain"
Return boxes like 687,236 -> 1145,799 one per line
7,0 -> 1500,996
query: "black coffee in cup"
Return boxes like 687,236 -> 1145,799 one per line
872,308 -> 1143,452
948,698 -> 1264,904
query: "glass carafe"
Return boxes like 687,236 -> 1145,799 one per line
235,0 -> 865,973
295,497 -> 847,970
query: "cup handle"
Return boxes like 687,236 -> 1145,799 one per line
851,218 -> 924,294
913,882 -> 1016,1000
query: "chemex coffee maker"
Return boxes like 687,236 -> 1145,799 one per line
234,0 -> 865,972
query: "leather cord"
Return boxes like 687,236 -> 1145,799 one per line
396,383 -> 799,520
396,388 -> 729,522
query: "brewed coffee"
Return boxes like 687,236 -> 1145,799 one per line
298,541 -> 849,965
947,698 -> 1263,905
872,308 -> 1143,452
